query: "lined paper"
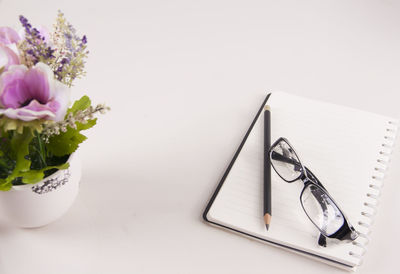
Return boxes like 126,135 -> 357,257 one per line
207,92 -> 397,268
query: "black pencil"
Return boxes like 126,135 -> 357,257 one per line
264,105 -> 271,230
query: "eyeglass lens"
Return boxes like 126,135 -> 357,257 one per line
270,140 -> 302,182
301,184 -> 345,236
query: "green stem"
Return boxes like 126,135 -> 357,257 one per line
36,132 -> 47,169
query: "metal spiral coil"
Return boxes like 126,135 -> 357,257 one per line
349,120 -> 398,266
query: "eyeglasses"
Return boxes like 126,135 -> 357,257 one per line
269,137 -> 359,246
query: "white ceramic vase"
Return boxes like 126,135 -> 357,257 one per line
0,153 -> 81,228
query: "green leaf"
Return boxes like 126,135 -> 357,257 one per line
46,119 -> 97,157
0,117 -> 47,134
10,128 -> 34,176
46,95 -> 96,157
47,132 -> 86,156
76,118 -> 97,131
21,171 -> 44,184
68,95 -> 91,115
0,128 -> 35,187
0,180 -> 12,191
20,162 -> 69,184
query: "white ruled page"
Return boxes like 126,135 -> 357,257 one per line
207,92 -> 397,268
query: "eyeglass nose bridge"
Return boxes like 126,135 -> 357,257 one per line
300,167 -> 328,192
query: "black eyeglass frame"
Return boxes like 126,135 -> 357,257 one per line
269,137 -> 359,243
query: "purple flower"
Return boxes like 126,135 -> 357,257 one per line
0,27 -> 21,71
0,27 -> 21,45
0,63 -> 70,121
0,44 -> 20,71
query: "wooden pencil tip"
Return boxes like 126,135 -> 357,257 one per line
264,105 -> 270,111
264,213 -> 271,229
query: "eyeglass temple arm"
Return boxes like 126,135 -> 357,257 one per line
270,151 -> 302,171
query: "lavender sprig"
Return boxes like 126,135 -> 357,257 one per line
50,11 -> 89,87
18,15 -> 55,67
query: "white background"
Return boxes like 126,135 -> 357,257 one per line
0,0 -> 399,273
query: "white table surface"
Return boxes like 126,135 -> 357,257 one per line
0,0 -> 399,273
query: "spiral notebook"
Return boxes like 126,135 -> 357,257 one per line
203,92 -> 398,271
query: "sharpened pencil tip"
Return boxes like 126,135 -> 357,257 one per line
264,105 -> 270,111
265,224 -> 269,231
264,213 -> 271,226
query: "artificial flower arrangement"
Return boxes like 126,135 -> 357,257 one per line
0,12 -> 108,191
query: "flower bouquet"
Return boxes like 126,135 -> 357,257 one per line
0,12 -> 108,227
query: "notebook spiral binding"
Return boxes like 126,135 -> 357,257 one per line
349,120 -> 398,266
